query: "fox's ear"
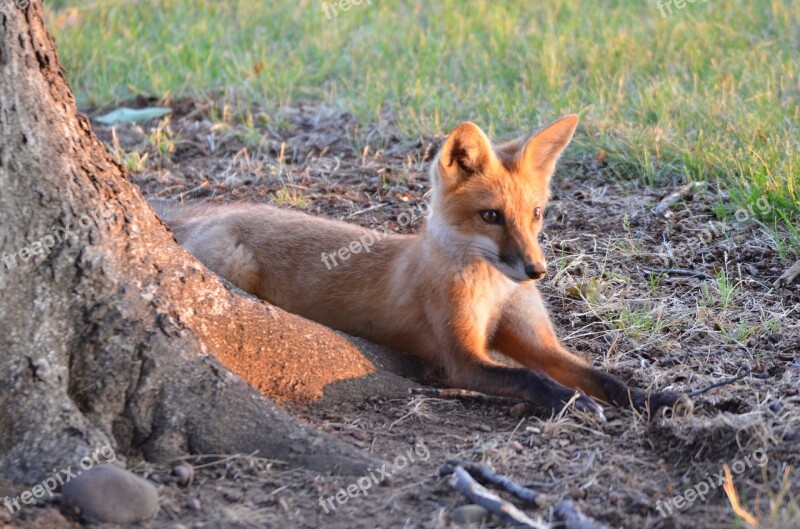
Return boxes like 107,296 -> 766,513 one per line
436,122 -> 493,187
521,114 -> 579,179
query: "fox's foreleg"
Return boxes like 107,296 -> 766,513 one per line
490,288 -> 692,415
426,291 -> 606,419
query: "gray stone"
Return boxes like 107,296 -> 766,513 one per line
61,464 -> 158,523
172,462 -> 194,487
451,504 -> 490,526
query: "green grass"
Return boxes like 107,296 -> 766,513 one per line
612,305 -> 673,338
48,0 -> 798,249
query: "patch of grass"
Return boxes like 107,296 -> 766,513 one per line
719,321 -> 759,345
49,0 -> 798,249
645,271 -> 666,291
272,186 -> 307,209
713,263 -> 739,311
120,149 -> 149,173
108,129 -> 149,172
613,214 -> 643,255
147,116 -> 179,157
612,306 -> 670,338
698,263 -> 740,311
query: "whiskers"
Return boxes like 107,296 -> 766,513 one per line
449,238 -> 528,281
454,240 -> 501,264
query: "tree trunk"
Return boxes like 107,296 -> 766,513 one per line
0,1 -> 417,485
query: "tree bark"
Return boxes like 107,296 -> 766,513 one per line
0,1 -> 417,485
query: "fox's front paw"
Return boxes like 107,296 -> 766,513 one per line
652,391 -> 693,417
567,394 -> 606,422
631,389 -> 693,418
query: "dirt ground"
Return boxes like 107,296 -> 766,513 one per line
5,98 -> 799,529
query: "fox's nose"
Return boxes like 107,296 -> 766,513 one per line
524,263 -> 547,280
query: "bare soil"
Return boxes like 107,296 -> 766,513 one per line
6,98 -> 799,529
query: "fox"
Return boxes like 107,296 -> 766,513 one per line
151,115 -> 691,419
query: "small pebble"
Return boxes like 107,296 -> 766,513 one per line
223,488 -> 243,501
173,463 -> 194,487
451,504 -> 490,526
570,488 -> 587,500
61,464 -> 157,523
508,440 -> 524,452
509,402 -> 528,418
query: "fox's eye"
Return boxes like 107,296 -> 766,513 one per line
480,210 -> 503,224
533,207 -> 542,222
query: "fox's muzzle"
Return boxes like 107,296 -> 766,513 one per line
524,262 -> 546,280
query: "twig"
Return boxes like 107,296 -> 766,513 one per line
656,349 -> 725,367
447,465 -> 550,529
775,260 -> 800,287
653,182 -> 702,218
688,367 -> 755,397
553,499 -> 611,529
442,461 -> 539,506
443,464 -> 610,529
641,267 -> 714,281
176,180 -> 210,200
409,387 -> 520,405
346,202 -> 388,218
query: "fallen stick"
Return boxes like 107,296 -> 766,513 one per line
346,202 -> 388,218
443,464 -> 610,529
443,461 -> 539,506
688,367 -> 755,397
653,182 -> 702,218
409,387 -> 520,405
656,349 -> 725,367
641,267 -> 714,281
447,465 -> 550,529
775,260 -> 800,287
553,499 -> 611,529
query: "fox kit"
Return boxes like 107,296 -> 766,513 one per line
153,115 -> 690,419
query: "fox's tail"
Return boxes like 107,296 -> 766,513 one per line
147,198 -> 181,224
147,198 -> 219,226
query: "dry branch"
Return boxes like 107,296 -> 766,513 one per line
688,367 -> 757,397
409,387 -> 521,405
652,182 -> 702,218
775,260 -> 800,287
641,267 -> 714,281
442,463 -> 609,529
447,465 -> 549,529
443,461 -> 539,506
553,499 -> 611,529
